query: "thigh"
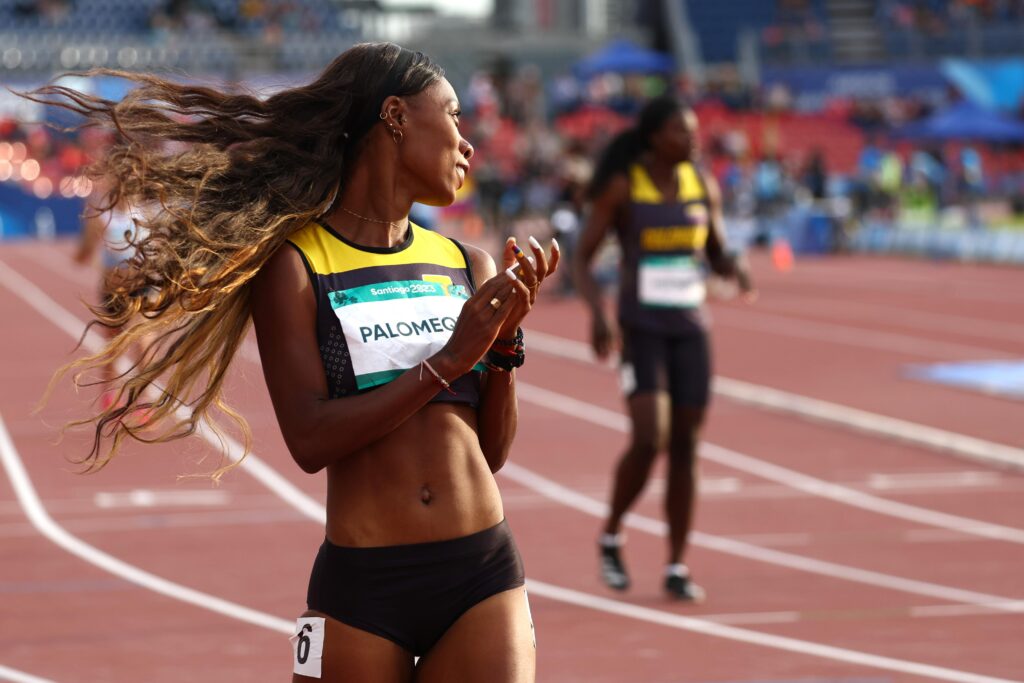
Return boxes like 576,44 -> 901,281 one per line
620,326 -> 669,398
627,391 -> 669,452
413,588 -> 536,683
292,610 -> 414,683
622,328 -> 670,449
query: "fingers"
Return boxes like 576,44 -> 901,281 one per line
474,265 -> 517,303
477,267 -> 524,316
501,237 -> 518,271
511,239 -> 539,290
548,237 -> 561,275
493,277 -> 531,336
526,235 -> 549,283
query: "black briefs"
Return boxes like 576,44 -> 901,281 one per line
306,519 -> 525,656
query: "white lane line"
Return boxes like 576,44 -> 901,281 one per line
712,377 -> 1024,471
0,664 -> 56,683
759,293 -> 1024,343
5,255 -> 1023,606
0,257 -> 328,525
4,258 -> 1024,682
705,444 -> 1024,543
868,471 -> 1002,491
499,461 -> 1024,613
904,529 -> 990,544
525,579 -> 1022,683
698,611 -> 800,625
0,506 -> 306,539
628,600 -> 1024,626
0,412 -> 293,635
93,489 -> 231,509
712,307 -> 1012,360
527,329 -> 1024,471
516,382 -> 1024,546
23,249 -> 1024,470
766,265 -> 1021,304
911,604 -> 1024,619
18,245 -> 97,288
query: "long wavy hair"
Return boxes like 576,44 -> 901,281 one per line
587,95 -> 686,199
26,42 -> 444,477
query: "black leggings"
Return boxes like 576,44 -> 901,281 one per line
306,519 -> 525,657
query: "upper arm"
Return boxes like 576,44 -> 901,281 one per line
701,171 -> 729,257
250,243 -> 328,447
463,243 -> 498,285
577,174 -> 628,265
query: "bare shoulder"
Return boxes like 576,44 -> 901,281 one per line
698,168 -> 722,203
255,242 -> 306,290
461,243 -> 498,281
600,172 -> 630,205
251,241 -> 312,318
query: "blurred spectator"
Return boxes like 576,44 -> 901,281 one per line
804,148 -> 828,201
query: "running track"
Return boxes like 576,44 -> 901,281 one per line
1,239 -> 1022,682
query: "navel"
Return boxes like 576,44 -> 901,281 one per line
420,485 -> 433,506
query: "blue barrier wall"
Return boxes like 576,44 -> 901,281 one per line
851,223 -> 1024,264
0,184 -> 85,240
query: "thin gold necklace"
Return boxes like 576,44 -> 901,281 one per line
337,205 -> 406,230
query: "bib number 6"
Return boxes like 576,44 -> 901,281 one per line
296,624 -> 313,664
291,617 -> 325,678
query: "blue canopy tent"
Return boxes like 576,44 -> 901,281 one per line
941,58 -> 1024,114
893,101 -> 1024,143
573,39 -> 674,80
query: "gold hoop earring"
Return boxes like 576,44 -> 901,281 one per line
391,127 -> 404,144
379,111 -> 387,120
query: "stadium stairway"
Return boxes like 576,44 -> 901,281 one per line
825,0 -> 885,63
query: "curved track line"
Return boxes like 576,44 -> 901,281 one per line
517,381 -> 1024,546
0,664 -> 56,683
712,308 -> 1013,359
757,293 -> 1024,342
500,463 -> 1024,612
3,257 -> 1022,682
0,412 -> 293,634
527,329 -> 1024,470
526,580 -> 1021,683
3,255 -> 1020,606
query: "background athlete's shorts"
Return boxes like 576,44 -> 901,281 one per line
619,326 -> 711,408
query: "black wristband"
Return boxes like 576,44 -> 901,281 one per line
485,349 -> 525,371
492,327 -> 524,350
486,328 -> 525,371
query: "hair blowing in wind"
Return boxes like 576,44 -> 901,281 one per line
25,42 -> 443,477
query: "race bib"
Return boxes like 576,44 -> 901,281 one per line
291,617 -> 325,678
638,255 -> 705,308
329,278 -> 471,390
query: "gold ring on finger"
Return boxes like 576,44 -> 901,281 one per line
489,297 -> 501,310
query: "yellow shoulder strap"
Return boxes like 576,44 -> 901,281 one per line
677,162 -> 706,203
628,164 -> 662,204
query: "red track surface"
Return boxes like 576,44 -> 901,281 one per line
1,240 -> 1022,682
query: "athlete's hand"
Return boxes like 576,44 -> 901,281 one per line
433,268 -> 526,377
496,235 -> 560,337
735,253 -> 758,303
590,312 -> 618,361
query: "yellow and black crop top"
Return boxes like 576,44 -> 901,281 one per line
287,220 -> 482,406
616,161 -> 711,335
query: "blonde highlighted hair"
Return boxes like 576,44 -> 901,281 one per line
26,42 -> 443,476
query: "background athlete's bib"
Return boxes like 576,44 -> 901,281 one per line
637,255 -> 706,308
